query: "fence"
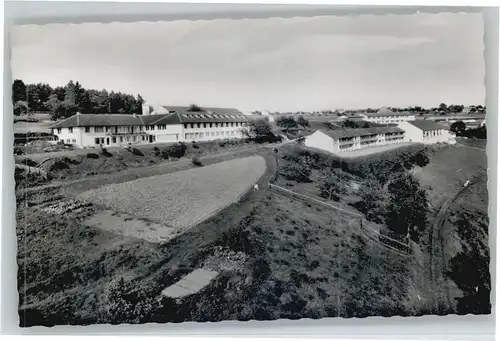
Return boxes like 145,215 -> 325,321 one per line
268,183 -> 411,256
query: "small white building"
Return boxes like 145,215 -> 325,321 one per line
305,127 -> 406,154
50,106 -> 250,148
398,121 -> 456,144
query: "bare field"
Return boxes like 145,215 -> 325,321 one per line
79,156 -> 267,229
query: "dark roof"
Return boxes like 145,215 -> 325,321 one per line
408,120 -> 444,131
161,105 -> 242,115
318,127 -> 404,139
50,112 -> 248,128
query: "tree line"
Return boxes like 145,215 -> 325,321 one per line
12,79 -> 145,120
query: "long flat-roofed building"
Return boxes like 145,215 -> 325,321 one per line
50,106 -> 250,148
305,126 -> 406,153
398,120 -> 456,144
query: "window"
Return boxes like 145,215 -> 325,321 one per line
184,124 -> 188,129
142,136 -> 145,141
226,131 -> 229,136
231,123 -> 234,127
210,123 -> 213,128
126,137 -> 130,142
231,131 -> 235,136
191,124 -> 194,129
105,127 -> 110,132
85,127 -> 90,133
57,128 -> 62,134
150,125 -> 154,130
205,132 -> 209,137
197,123 -> 201,128
211,132 -> 215,136
95,138 -> 100,145
119,137 -> 123,143
185,133 -> 189,139
95,126 -> 104,133
72,139 -> 76,143
69,127 -> 73,133
112,137 -> 116,143
203,123 -> 207,128
66,139 -> 71,143
146,126 -> 150,131
133,136 -> 136,142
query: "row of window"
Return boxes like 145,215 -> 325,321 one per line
94,135 -> 147,145
54,122 -> 247,135
185,130 -> 239,140
184,122 -> 246,129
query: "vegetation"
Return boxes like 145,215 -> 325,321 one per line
188,104 -> 203,112
297,116 -> 309,129
166,143 -> 187,158
12,79 -> 144,120
86,153 -> 99,159
243,119 -> 282,144
450,121 -> 466,134
192,156 -> 203,167
317,169 -> 348,201
276,116 -> 298,131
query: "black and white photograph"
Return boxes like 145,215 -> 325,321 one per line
10,6 -> 491,327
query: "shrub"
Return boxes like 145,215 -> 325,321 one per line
50,160 -> 70,171
160,149 -> 169,159
192,156 -> 203,167
23,158 -> 39,167
280,163 -> 311,183
167,143 -> 187,158
100,148 -> 113,157
86,153 -> 99,159
130,148 -> 144,156
192,141 -> 199,149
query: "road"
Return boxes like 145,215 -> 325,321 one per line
429,178 -> 479,313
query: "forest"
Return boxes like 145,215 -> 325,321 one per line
12,79 -> 145,120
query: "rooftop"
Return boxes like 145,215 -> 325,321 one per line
318,126 -> 404,139
50,112 -> 249,129
408,120 -> 445,131
161,105 -> 242,115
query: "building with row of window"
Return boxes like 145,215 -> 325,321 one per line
304,120 -> 456,154
50,107 -> 250,148
305,126 -> 406,153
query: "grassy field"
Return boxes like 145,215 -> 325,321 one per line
14,113 -> 53,134
79,156 -> 266,230
411,144 -> 487,210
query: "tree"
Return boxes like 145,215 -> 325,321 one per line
13,101 -> 29,116
439,103 -> 448,112
44,94 -> 65,120
297,116 -> 309,129
385,173 -> 429,242
188,104 -> 203,112
342,120 -> 357,128
244,119 -> 273,137
276,116 -> 298,131
318,169 -> 348,201
450,121 -> 466,135
12,79 -> 27,103
280,163 -> 311,183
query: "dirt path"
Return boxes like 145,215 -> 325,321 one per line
429,178 -> 480,313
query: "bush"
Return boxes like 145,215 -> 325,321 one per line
192,141 -> 199,149
50,160 -> 70,171
153,147 -> 161,157
23,158 -> 39,167
160,149 -> 169,159
192,156 -> 203,166
100,148 -> 113,157
167,143 -> 187,158
130,148 -> 144,156
14,147 -> 25,155
280,163 -> 311,183
86,153 -> 99,159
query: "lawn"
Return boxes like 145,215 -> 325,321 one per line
78,156 -> 267,229
411,144 -> 487,210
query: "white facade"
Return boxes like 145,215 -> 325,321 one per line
397,121 -> 456,145
362,114 -> 416,124
305,129 -> 405,154
52,120 -> 248,148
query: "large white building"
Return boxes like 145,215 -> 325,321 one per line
50,106 -> 250,148
398,121 -> 456,144
305,120 -> 456,155
305,127 -> 406,153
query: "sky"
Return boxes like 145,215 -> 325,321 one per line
10,12 -> 485,112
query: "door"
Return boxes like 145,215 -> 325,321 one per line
106,137 -> 110,145
149,135 -> 153,143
